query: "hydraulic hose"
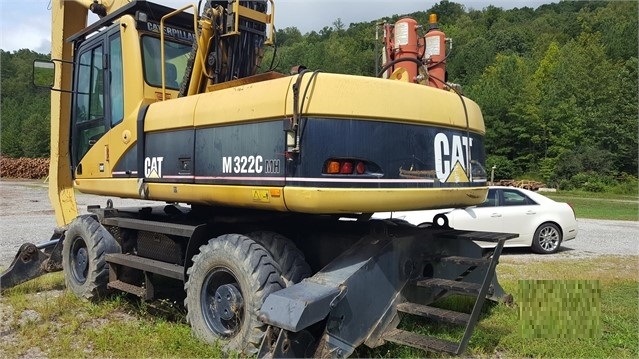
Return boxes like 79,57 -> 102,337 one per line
377,57 -> 424,78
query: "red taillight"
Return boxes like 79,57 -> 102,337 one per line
568,202 -> 576,219
340,162 -> 353,174
325,159 -> 370,175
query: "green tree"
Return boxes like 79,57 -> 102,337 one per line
1,49 -> 50,158
466,53 -> 531,173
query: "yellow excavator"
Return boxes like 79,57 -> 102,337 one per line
1,0 -> 515,357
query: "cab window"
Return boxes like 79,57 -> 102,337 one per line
141,36 -> 191,89
109,33 -> 124,125
76,46 -> 104,123
73,44 -> 106,164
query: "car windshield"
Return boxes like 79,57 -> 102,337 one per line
141,36 -> 191,89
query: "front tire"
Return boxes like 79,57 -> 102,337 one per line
185,234 -> 284,355
62,215 -> 121,300
531,223 -> 562,254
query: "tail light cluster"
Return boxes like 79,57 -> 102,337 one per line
324,158 -> 368,175
567,202 -> 576,219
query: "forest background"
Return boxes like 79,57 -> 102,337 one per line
1,0 -> 637,194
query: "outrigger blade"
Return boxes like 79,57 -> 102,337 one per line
0,230 -> 65,291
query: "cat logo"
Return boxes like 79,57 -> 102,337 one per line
144,156 -> 164,178
446,162 -> 470,183
434,133 -> 473,183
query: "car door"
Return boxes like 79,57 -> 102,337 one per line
492,188 -> 540,245
447,188 -> 503,232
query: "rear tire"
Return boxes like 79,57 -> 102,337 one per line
185,234 -> 284,355
62,215 -> 121,300
531,223 -> 562,254
247,231 -> 311,286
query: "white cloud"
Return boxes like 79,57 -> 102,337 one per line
0,1 -> 49,52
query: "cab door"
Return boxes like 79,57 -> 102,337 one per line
71,26 -> 122,178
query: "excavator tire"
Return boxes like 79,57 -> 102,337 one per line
62,215 -> 121,300
185,234 -> 284,355
247,231 -> 311,286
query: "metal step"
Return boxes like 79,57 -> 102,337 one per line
388,234 -> 509,356
396,302 -> 470,326
439,256 -> 491,267
416,278 -> 481,295
108,280 -> 146,297
436,229 -> 517,243
106,253 -> 184,280
383,329 -> 459,355
101,217 -> 196,238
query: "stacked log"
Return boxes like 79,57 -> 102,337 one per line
0,157 -> 49,179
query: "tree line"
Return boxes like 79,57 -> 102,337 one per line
1,1 -> 637,193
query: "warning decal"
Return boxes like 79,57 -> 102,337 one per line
252,189 -> 270,203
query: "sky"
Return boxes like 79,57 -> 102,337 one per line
0,0 -> 553,54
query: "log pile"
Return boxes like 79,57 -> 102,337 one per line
495,179 -> 546,191
0,157 -> 49,179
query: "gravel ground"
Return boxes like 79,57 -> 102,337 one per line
500,218 -> 639,261
0,179 -> 159,265
1,179 -> 638,265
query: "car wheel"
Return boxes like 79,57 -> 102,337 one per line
531,223 -> 562,254
184,234 -> 284,355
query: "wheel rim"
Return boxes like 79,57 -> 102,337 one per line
201,268 -> 245,338
538,226 -> 559,252
70,236 -> 89,284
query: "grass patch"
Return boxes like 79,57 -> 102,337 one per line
2,257 -> 637,358
546,190 -> 638,201
543,191 -> 638,221
0,273 -> 221,358
357,256 -> 638,358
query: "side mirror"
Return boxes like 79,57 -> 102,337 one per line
33,60 -> 55,89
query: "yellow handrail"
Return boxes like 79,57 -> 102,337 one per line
223,0 -> 275,45
160,3 -> 199,101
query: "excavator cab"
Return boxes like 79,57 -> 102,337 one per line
66,3 -> 194,178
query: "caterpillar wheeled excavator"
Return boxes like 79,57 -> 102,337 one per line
1,0 -> 516,357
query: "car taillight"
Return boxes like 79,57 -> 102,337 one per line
568,202 -> 576,219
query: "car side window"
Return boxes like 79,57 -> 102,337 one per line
502,189 -> 537,206
478,189 -> 498,207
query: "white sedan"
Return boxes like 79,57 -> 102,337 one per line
374,186 -> 578,254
